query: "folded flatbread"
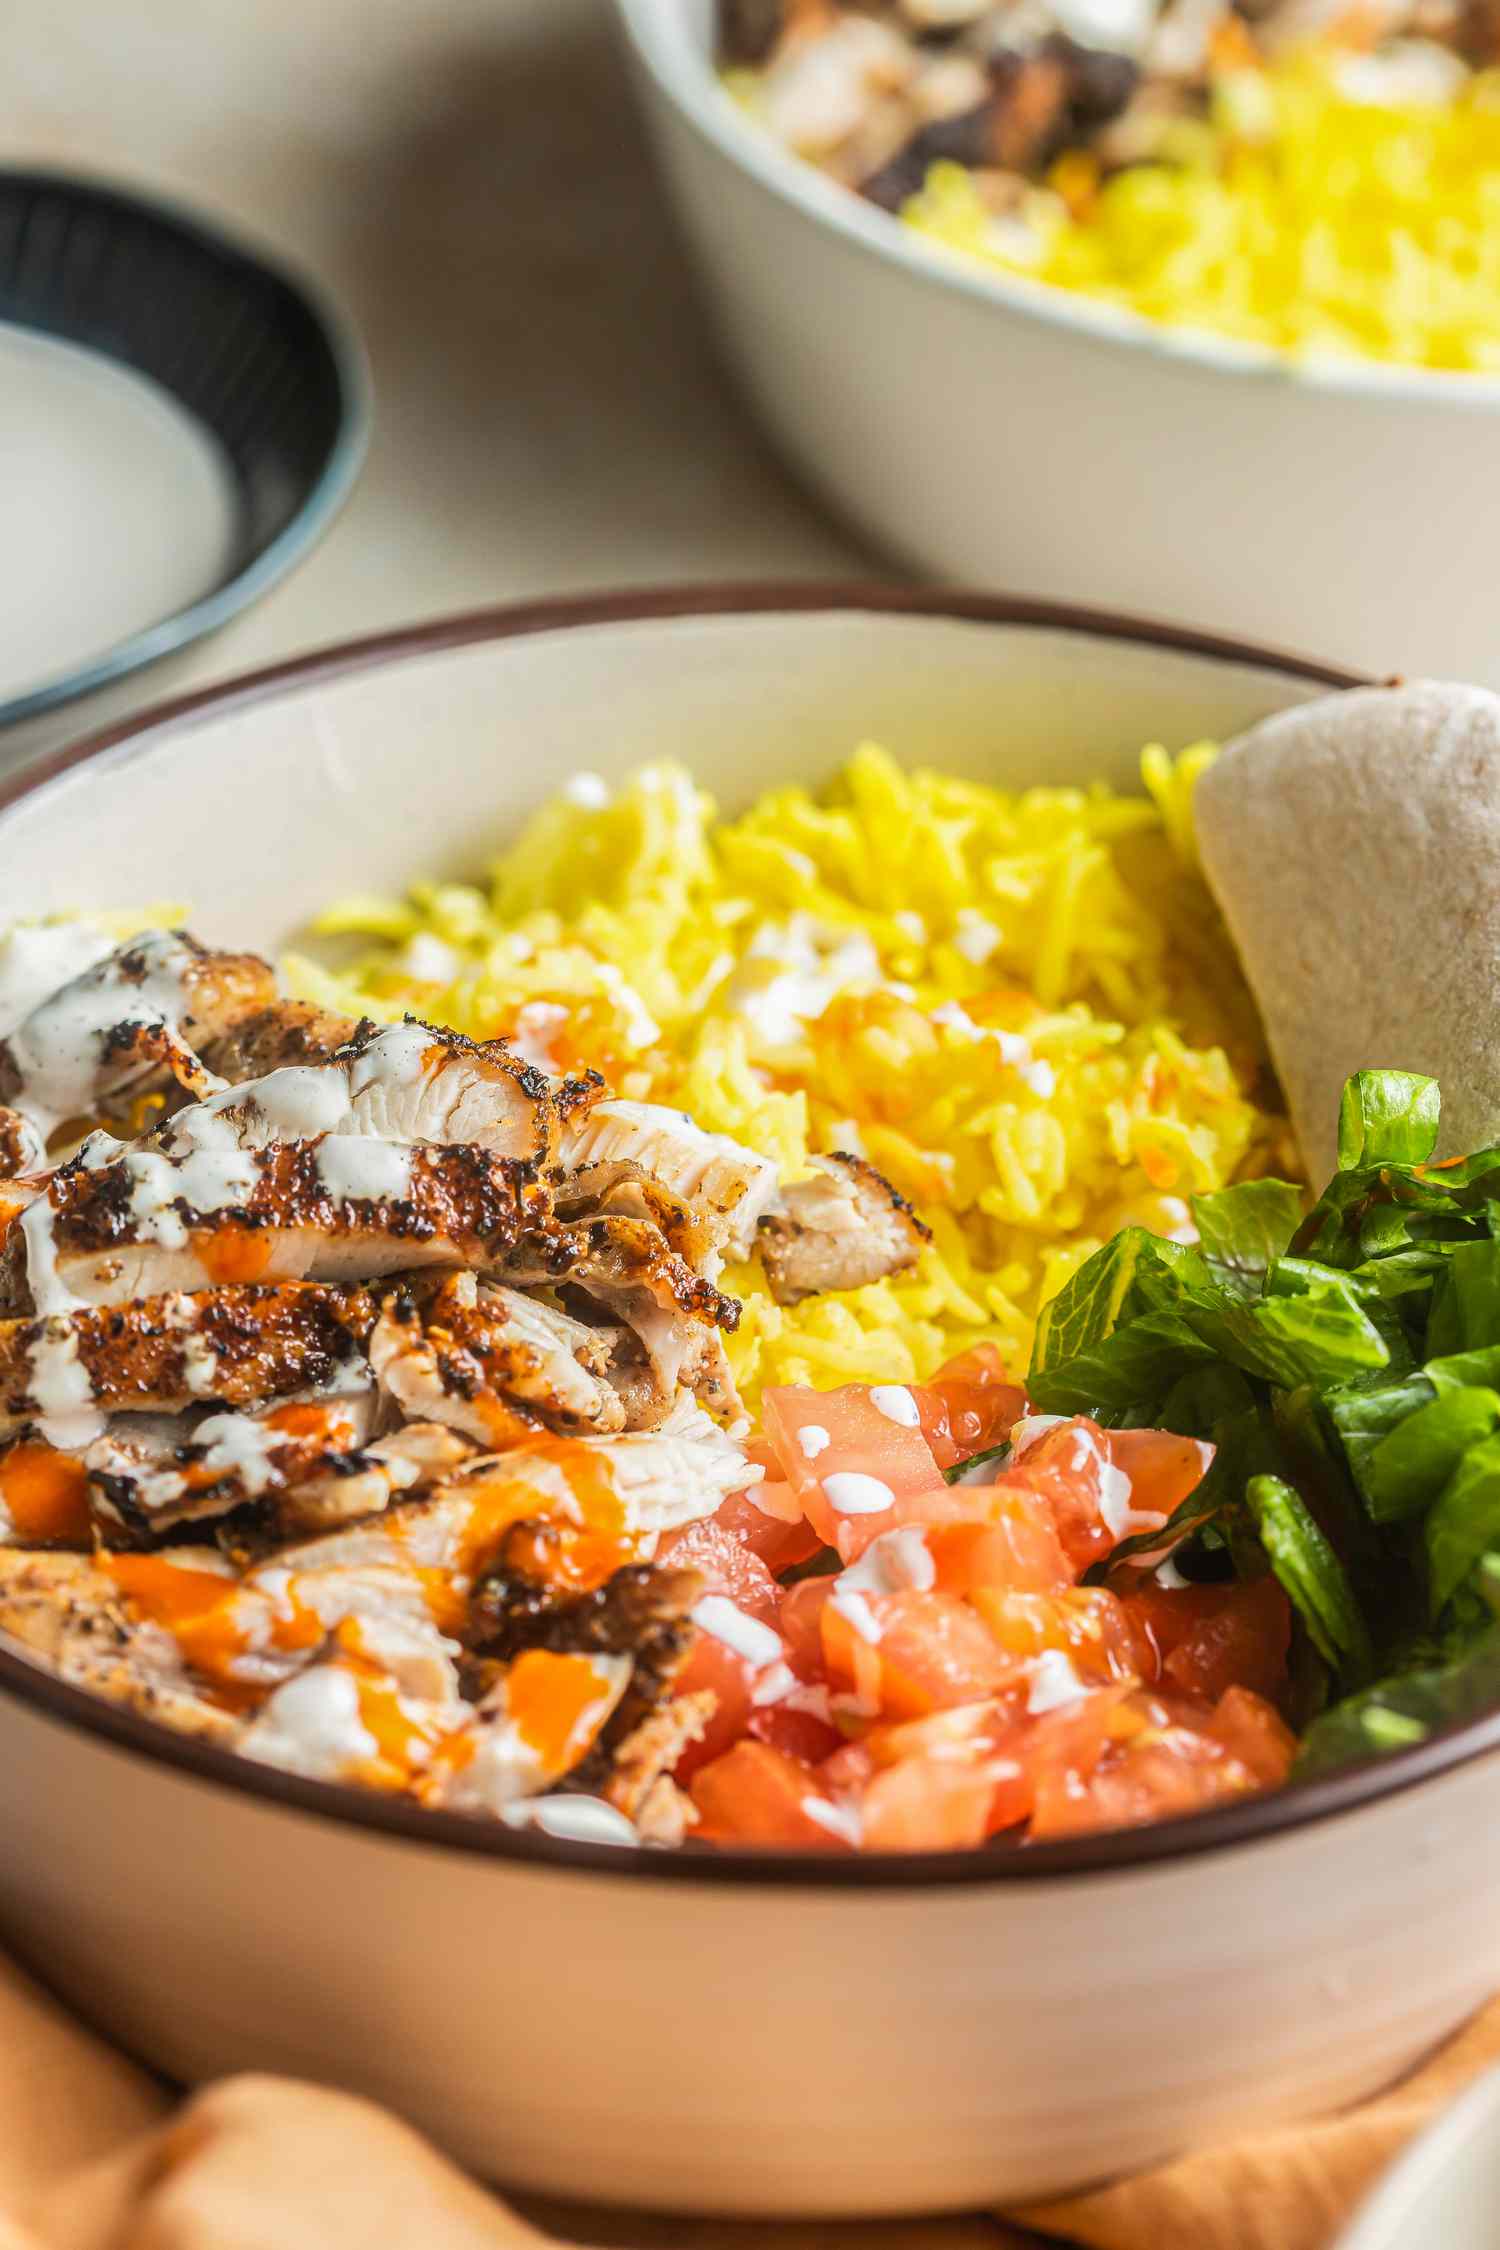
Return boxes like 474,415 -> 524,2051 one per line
1194,680 -> 1500,1180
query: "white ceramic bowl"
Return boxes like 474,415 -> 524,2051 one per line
1336,2065 -> 1500,2250
616,0 -> 1500,687
6,588 -> 1500,2218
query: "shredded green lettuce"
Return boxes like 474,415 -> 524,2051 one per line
1026,1068 -> 1500,1775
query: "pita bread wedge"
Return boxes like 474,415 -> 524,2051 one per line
1194,680 -> 1500,1181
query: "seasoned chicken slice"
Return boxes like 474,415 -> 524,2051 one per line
370,1273 -> 626,1442
558,1101 -> 781,1258
268,1399 -> 754,1591
85,1541 -> 465,1707
426,1649 -> 634,1816
0,1284 -> 376,1442
475,1561 -> 706,1843
83,1387 -> 383,1540
199,1000 -> 359,1082
236,1647 -> 468,1786
163,1017 -> 599,1171
502,1210 -> 741,1403
10,1137 -> 551,1314
0,1548 -> 239,1742
0,930 -> 275,1140
757,1151 -> 930,1304
0,1106 -> 44,1181
580,1397 -> 759,1537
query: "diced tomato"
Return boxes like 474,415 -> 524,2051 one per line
822,1589 -> 1012,1720
658,1526 -> 785,1783
1107,1428 -> 1214,1520
816,1737 -> 870,1788
1029,1711 -> 1260,1841
777,1576 -> 835,1675
1121,1573 -> 1291,1705
1205,1685 -> 1298,1787
762,1384 -> 942,1555
690,1742 -> 855,1849
1010,1420 -> 1211,1576
969,1585 -> 1147,1687
919,1344 -> 1027,1470
711,1483 -> 824,1573
672,1633 -> 760,1782
748,1700 -> 842,1765
860,1753 -> 998,1850
657,1520 -> 780,1622
893,1483 -> 1072,1597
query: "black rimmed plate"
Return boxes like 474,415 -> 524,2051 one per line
0,167 -> 369,729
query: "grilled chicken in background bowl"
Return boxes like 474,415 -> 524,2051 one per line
616,0 -> 1500,686
5,589 -> 1500,2216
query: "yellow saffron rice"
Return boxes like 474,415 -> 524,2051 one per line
296,743 -> 1293,1409
905,57 -> 1500,372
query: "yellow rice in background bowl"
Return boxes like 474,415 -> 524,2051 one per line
294,744 -> 1294,1411
905,56 -> 1500,373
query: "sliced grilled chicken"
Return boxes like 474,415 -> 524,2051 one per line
83,1388 -> 383,1540
757,1151 -> 931,1303
199,999 -> 359,1082
266,1400 -> 753,1594
89,1540 -> 463,1700
483,1561 -> 705,1841
11,1137 -> 552,1314
594,1696 -> 710,1843
237,1647 -> 470,1786
0,930 -> 275,1141
581,1397 -> 758,1537
0,1107 -> 44,1181
502,1210 -> 741,1404
426,1650 -> 634,1815
370,1272 -> 626,1443
164,1016 -> 599,1171
264,1421 -> 477,1538
557,1100 -> 781,1258
0,1548 -> 239,1742
0,1284 -> 376,1442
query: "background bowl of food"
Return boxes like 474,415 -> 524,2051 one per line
10,588 -> 1500,2214
616,0 -> 1500,684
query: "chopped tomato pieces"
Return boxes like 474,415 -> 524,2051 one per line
821,1589 -> 1012,1720
690,1742 -> 855,1849
658,1520 -> 780,1622
919,1345 -> 1027,1470
677,1369 -> 1299,1856
1205,1685 -> 1298,1787
762,1383 -> 942,1555
1121,1573 -> 1291,1705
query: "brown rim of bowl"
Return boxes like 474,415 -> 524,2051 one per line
3,576 -> 1456,1891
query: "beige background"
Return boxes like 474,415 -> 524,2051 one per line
3,0 -> 879,772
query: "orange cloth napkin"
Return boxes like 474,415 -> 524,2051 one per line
1,1940 -> 1496,2250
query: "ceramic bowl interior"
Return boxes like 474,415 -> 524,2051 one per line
7,586 -> 1500,1889
0,168 -> 368,729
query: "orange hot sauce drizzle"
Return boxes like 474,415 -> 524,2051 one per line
196,1226 -> 275,1286
104,1554 -> 323,1706
505,1649 -> 619,1775
440,1434 -> 632,1594
0,1443 -> 93,1545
